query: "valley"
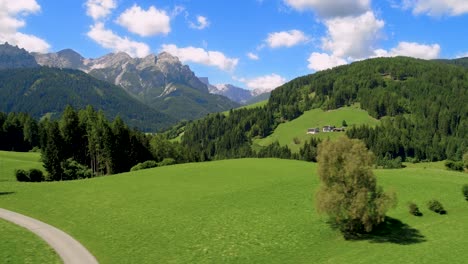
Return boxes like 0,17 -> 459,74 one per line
1,3 -> 468,262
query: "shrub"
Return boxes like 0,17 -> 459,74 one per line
376,154 -> 402,169
293,137 -> 301,145
427,200 -> 447,215
462,184 -> 468,201
158,158 -> 176,167
130,160 -> 158,172
408,202 -> 422,216
445,160 -> 464,171
15,169 -> 30,182
61,158 -> 93,180
28,169 -> 45,182
15,169 -> 45,182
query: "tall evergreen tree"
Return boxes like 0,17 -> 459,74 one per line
42,121 -> 65,180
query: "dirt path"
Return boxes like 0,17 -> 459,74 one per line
0,208 -> 98,264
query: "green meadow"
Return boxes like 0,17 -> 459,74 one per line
254,105 -> 379,152
0,151 -> 44,182
223,100 -> 268,116
0,218 -> 61,264
1,152 -> 468,263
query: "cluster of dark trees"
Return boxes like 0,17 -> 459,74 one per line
0,106 -> 191,181
177,57 -> 467,163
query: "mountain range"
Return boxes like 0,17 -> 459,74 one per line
0,66 -> 175,131
33,47 -> 239,120
199,77 -> 271,104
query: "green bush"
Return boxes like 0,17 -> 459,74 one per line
445,160 -> 464,171
15,169 -> 30,182
61,158 -> 93,180
28,169 -> 45,182
408,202 -> 422,216
427,199 -> 447,215
462,184 -> 468,201
158,158 -> 176,167
130,160 -> 159,172
376,154 -> 402,169
15,169 -> 45,182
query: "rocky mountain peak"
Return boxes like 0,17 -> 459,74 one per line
0,42 -> 39,69
157,52 -> 180,63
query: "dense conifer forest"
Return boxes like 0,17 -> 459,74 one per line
179,57 -> 467,162
0,67 -> 175,131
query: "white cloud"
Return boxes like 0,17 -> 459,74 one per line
283,0 -> 370,18
161,44 -> 238,71
171,5 -> 186,18
247,52 -> 259,60
243,74 -> 287,92
190,15 -> 210,30
322,11 -> 384,59
266,30 -> 309,48
116,5 -> 170,37
87,23 -> 150,58
0,0 -> 50,52
85,0 -> 116,21
456,52 -> 468,58
404,0 -> 468,16
307,52 -> 347,71
376,42 -> 441,59
1,32 -> 50,53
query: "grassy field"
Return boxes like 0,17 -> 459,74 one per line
223,100 -> 268,116
0,151 -> 44,182
254,105 -> 379,152
1,152 -> 468,263
0,217 -> 61,264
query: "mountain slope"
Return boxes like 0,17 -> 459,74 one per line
0,42 -> 38,69
0,67 -> 175,131
34,49 -> 239,120
436,57 -> 468,69
180,56 -> 468,162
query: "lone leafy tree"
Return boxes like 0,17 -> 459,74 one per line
316,137 -> 396,234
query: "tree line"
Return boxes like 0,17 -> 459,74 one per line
0,106 -> 192,181
2,106 -> 321,181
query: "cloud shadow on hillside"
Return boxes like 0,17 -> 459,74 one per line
343,217 -> 426,245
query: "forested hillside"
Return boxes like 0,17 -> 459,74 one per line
0,67 -> 175,131
179,57 -> 467,162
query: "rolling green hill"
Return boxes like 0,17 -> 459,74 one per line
254,105 -> 379,152
0,67 -> 175,132
1,153 -> 467,263
180,56 -> 467,162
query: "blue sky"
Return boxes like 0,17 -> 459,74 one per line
2,0 -> 468,91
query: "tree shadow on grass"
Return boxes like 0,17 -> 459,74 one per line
0,192 -> 15,196
343,217 -> 426,245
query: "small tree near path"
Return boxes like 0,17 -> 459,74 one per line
316,137 -> 396,234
